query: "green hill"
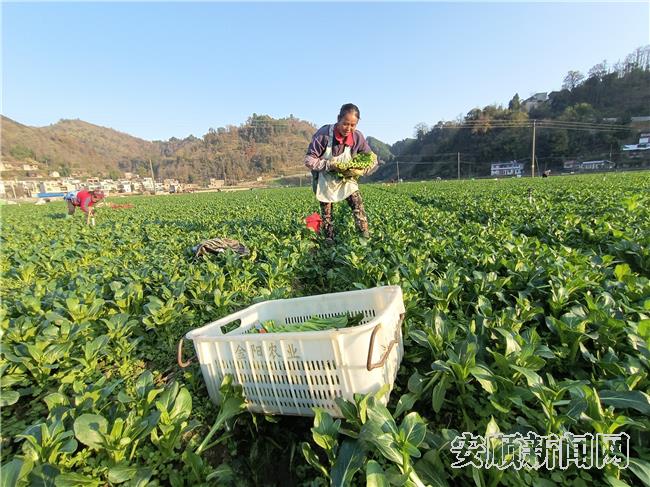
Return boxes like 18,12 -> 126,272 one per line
151,115 -> 318,183
1,117 -> 158,178
1,115 -> 322,182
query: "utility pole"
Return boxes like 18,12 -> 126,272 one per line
396,160 -> 400,182
457,152 -> 460,180
149,159 -> 156,194
531,120 -> 537,178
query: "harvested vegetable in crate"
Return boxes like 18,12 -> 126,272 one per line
182,285 -> 406,417
251,312 -> 365,333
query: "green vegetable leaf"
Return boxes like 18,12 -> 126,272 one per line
394,393 -> 418,418
73,414 -> 107,449
331,440 -> 365,487
366,460 -> 389,487
108,464 -> 139,484
431,375 -> 448,413
469,365 -> 498,393
0,458 -> 33,487
629,458 -> 650,487
301,442 -> 329,479
1,390 -> 20,407
54,472 -> 100,487
399,412 -> 427,453
599,390 -> 650,415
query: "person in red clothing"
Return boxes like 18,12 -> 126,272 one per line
64,189 -> 105,224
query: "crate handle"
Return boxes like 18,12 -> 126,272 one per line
366,314 -> 404,371
200,309 -> 253,335
177,338 -> 193,368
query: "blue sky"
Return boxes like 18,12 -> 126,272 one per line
2,1 -> 649,144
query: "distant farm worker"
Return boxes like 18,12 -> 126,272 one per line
304,103 -> 378,241
64,189 -> 105,225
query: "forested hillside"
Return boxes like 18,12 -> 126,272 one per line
1,115 -> 320,182
373,45 -> 650,180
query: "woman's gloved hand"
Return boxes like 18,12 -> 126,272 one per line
327,161 -> 340,172
341,168 -> 365,178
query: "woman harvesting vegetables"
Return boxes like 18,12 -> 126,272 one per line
64,188 -> 105,225
304,103 -> 378,241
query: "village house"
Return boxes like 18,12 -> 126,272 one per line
563,160 -> 613,171
118,181 -> 133,193
141,177 -> 155,191
522,93 -> 548,112
623,133 -> 650,152
0,162 -> 19,172
38,180 -> 65,194
209,178 -> 225,188
491,161 -> 524,176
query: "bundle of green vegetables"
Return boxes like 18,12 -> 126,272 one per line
336,152 -> 374,173
251,312 -> 365,334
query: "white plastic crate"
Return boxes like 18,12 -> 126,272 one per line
178,285 -> 405,417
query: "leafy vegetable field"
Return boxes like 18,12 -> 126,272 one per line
1,173 -> 649,486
